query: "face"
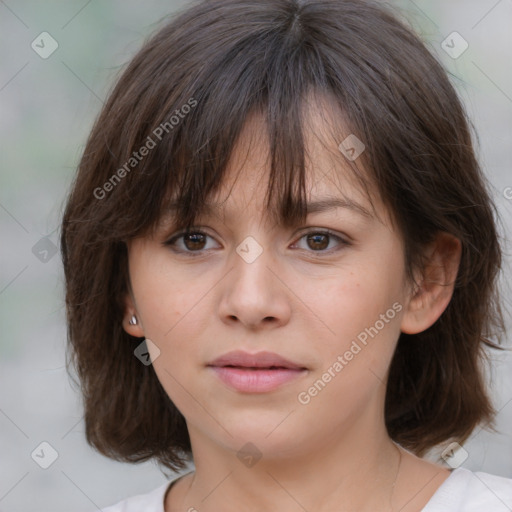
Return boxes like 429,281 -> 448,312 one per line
124,103 -> 419,463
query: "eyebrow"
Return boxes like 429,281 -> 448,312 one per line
165,197 -> 373,220
303,198 -> 373,218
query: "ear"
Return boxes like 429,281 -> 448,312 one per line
122,291 -> 145,338
400,232 -> 461,334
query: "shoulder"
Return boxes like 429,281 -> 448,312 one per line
100,481 -> 172,512
423,467 -> 512,512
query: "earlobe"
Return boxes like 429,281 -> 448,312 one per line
400,232 -> 461,335
124,312 -> 145,337
123,293 -> 145,338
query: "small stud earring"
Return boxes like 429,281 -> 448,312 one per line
129,315 -> 138,326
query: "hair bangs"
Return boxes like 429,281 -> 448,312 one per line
127,23 -> 377,240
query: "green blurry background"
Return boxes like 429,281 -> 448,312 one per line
1,1 -> 511,510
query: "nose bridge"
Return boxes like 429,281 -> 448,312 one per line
217,224 -> 291,328
214,166 -> 282,269
232,228 -> 275,291
209,150 -> 303,327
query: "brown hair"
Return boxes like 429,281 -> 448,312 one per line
61,0 -> 506,472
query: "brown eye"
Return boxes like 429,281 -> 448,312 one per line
164,228 -> 349,257
306,233 -> 330,251
292,230 -> 349,254
164,230 -> 217,255
182,233 -> 207,251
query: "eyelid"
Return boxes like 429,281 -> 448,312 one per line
163,227 -> 351,255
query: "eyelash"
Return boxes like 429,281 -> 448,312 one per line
163,228 -> 350,257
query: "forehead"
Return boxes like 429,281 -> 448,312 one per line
200,97 -> 381,221
161,92 -> 392,230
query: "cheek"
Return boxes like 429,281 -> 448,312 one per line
130,250 -> 210,341
310,245 -> 405,372
136,274 -> 205,414
294,272 -> 402,425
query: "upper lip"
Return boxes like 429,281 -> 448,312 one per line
207,350 -> 306,370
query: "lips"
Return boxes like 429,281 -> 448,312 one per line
207,350 -> 306,370
207,350 -> 307,393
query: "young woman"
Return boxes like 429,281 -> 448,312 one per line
60,0 -> 512,510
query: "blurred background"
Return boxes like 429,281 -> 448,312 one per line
0,0 -> 511,510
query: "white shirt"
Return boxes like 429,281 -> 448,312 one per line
100,467 -> 512,512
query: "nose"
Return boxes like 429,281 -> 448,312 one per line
217,236 -> 292,331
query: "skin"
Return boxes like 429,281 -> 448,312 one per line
124,97 -> 461,512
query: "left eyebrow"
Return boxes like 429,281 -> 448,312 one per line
304,198 -> 373,219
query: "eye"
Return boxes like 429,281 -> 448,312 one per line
291,229 -> 349,254
163,229 -> 219,255
163,228 -> 349,256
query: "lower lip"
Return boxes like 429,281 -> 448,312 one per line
208,366 -> 307,393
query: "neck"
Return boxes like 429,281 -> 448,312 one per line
177,421 -> 402,512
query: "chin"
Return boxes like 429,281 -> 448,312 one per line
217,414 -> 308,453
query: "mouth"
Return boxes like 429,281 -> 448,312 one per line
206,351 -> 308,393
207,350 -> 306,371
208,366 -> 307,393
219,365 -> 298,370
